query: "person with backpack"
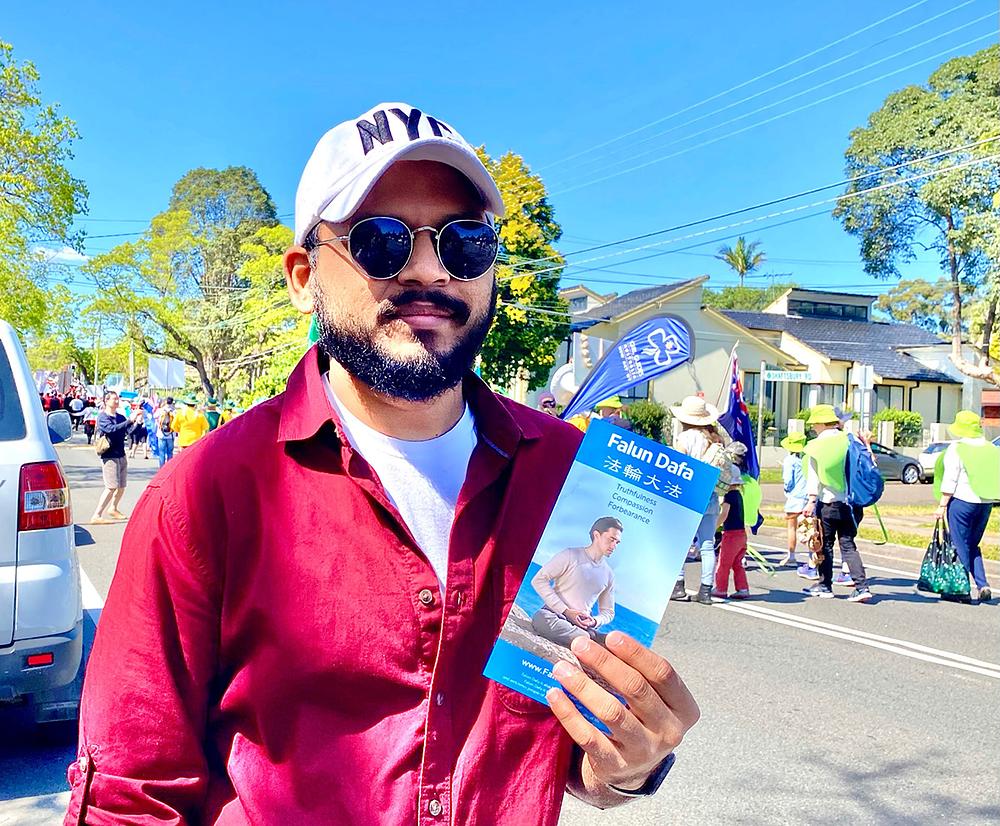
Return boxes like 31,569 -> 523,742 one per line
156,397 -> 177,467
933,411 -> 998,604
204,398 -> 223,432
802,404 -> 873,603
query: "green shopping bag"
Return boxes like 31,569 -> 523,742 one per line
917,520 -> 971,598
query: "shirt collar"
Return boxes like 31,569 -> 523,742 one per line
277,345 -> 541,454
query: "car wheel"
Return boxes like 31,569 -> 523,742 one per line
902,465 -> 920,485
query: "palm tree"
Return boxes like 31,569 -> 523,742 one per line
715,237 -> 766,287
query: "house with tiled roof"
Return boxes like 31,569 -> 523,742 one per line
543,282 -> 984,442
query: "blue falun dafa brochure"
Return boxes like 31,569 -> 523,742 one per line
484,418 -> 720,721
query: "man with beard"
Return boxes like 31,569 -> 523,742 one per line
68,103 -> 698,826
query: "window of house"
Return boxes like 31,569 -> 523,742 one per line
788,299 -> 868,322
799,384 -> 845,409
620,382 -> 649,401
873,384 -> 904,412
568,296 -> 588,312
743,372 -> 776,411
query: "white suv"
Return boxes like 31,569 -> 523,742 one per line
0,319 -> 82,724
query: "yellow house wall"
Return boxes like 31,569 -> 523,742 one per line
584,290 -> 793,411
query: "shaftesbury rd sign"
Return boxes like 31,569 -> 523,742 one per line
762,368 -> 817,383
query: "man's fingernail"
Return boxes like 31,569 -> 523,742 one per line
571,636 -> 590,654
553,660 -> 576,679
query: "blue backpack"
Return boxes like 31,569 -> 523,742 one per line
845,435 -> 884,508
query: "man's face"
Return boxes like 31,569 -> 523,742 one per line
538,398 -> 557,416
309,160 -> 497,402
104,393 -> 119,413
593,527 -> 622,557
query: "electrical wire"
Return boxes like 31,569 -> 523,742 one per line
499,137 -> 1000,276
546,12 -> 996,189
546,31 -> 996,199
532,0 -> 940,175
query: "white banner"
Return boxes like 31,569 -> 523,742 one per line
147,357 -> 186,389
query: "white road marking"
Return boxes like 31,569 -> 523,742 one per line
749,541 -> 917,578
80,567 -> 104,621
714,601 -> 1000,680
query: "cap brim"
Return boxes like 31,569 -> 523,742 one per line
311,139 -> 505,235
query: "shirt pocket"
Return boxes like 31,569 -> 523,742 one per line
493,681 -> 553,717
65,747 -> 96,825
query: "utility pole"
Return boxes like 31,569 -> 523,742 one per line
94,318 -> 102,389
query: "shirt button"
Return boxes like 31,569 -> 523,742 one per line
418,588 -> 434,606
428,799 -> 443,817
435,691 -> 445,706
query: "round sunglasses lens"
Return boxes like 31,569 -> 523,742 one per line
438,221 -> 498,280
349,218 -> 412,279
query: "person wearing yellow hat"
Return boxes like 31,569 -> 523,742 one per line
779,432 -> 808,567
933,410 -> 998,603
802,404 -> 872,602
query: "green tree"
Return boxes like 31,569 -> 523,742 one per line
834,45 -> 1000,383
475,149 -> 569,391
872,278 -> 969,334
703,282 -> 794,311
0,40 -> 87,334
715,237 -> 766,287
86,167 -> 285,399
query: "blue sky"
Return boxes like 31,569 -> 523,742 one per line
7,0 -> 997,300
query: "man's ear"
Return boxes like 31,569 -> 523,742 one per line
284,246 -> 315,314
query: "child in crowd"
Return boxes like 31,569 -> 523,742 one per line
780,432 -> 808,567
713,452 -> 750,601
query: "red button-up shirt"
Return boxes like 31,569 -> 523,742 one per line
66,346 -> 585,826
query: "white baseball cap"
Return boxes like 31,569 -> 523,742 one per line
293,102 -> 506,245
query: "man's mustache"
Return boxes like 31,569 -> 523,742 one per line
377,290 -> 472,325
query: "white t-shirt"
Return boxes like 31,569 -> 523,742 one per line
324,375 -> 477,587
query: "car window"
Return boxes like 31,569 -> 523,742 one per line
0,345 -> 27,441
925,442 -> 949,453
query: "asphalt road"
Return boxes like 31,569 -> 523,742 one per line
2,433 -> 998,825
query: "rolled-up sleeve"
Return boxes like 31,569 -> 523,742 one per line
65,484 -> 220,825
940,444 -> 962,496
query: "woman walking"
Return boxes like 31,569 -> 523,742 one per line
671,395 -> 724,605
780,432 -> 808,567
90,391 -> 143,524
934,411 -> 999,603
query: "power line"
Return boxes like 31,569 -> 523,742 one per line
500,137 -> 999,276
501,152 -> 1000,283
532,0 -> 939,175
548,11 -> 995,188
546,31 -> 996,199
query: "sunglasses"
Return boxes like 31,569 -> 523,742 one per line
311,216 -> 499,281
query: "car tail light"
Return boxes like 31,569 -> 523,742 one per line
19,461 -> 72,531
26,652 -> 55,667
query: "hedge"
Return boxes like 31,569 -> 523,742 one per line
626,399 -> 671,443
872,408 -> 923,447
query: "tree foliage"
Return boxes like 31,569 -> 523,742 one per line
475,149 -> 569,391
834,45 -> 1000,383
703,282 -> 794,311
872,277 -> 969,334
626,399 -> 670,443
715,237 -> 766,287
86,167 -> 297,399
0,40 -> 87,334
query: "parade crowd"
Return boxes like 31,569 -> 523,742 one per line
536,392 -> 996,607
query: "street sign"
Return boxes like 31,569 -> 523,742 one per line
762,368 -> 817,383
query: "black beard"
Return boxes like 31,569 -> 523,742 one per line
313,282 -> 497,402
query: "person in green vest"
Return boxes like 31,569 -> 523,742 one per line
204,398 -> 223,432
933,410 -> 998,603
802,404 -> 872,603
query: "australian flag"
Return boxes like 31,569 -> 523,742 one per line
717,353 -> 760,479
717,352 -> 764,533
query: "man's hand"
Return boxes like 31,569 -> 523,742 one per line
802,497 -> 816,517
546,631 -> 699,793
564,609 -> 597,629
